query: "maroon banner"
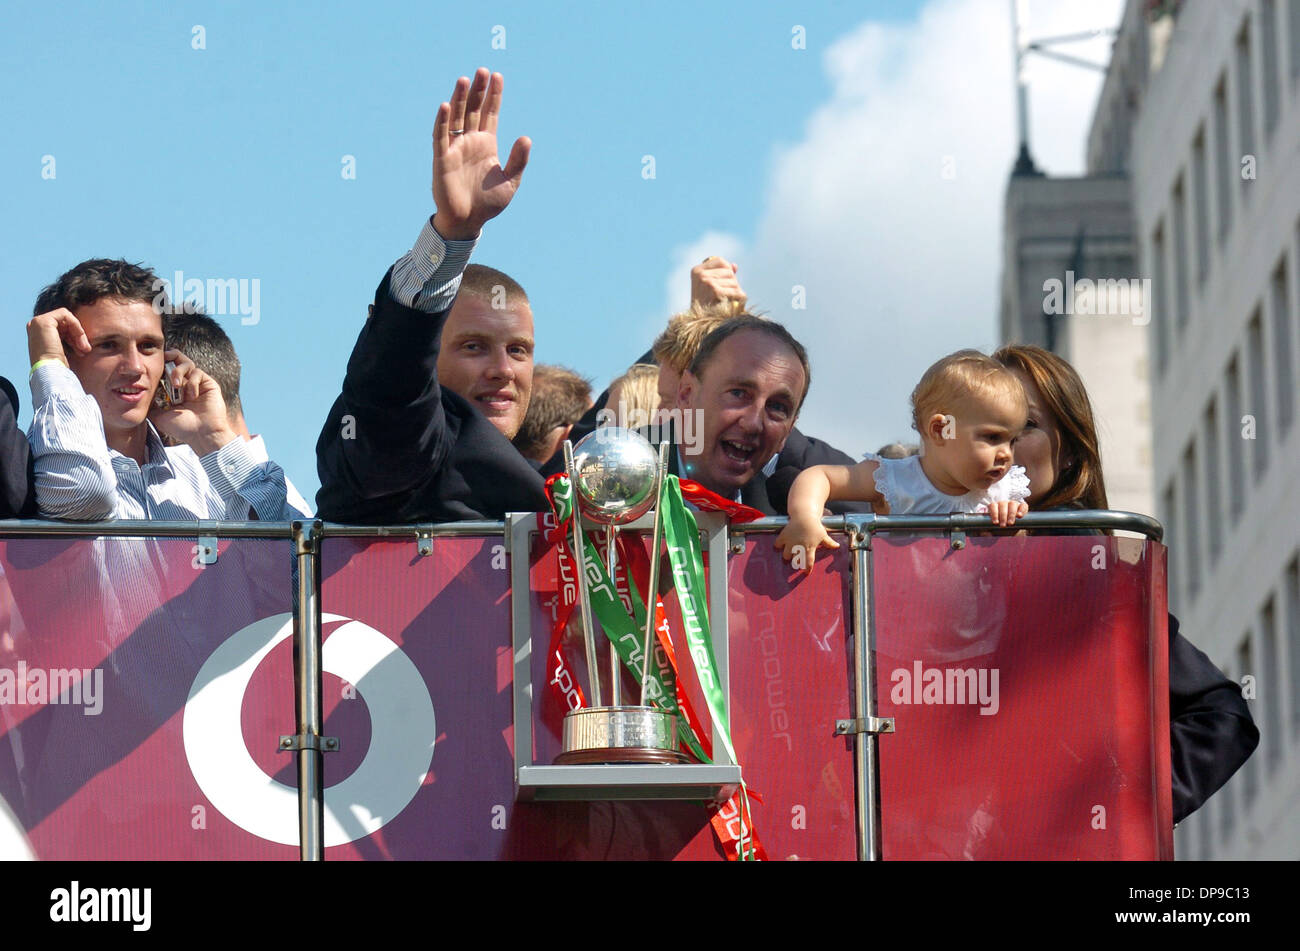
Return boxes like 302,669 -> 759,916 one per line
871,534 -> 1172,860
0,536 -> 295,859
0,530 -> 1171,860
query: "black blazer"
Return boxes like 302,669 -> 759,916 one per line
315,270 -> 548,523
1,376 -> 35,519
1168,613 -> 1259,823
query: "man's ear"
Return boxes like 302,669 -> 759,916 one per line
677,371 -> 697,409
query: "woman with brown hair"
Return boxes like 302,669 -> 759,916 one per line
993,344 -> 1258,824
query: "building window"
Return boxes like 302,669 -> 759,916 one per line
1181,440 -> 1201,600
1152,223 -> 1170,375
1287,555 -> 1300,740
1261,597 -> 1280,774
1237,635 -> 1257,808
1290,0 -> 1300,84
1262,0 -> 1281,136
1172,176 -> 1190,333
1236,21 -> 1257,199
1192,127 -> 1211,288
1163,478 -> 1180,612
1272,257 -> 1294,436
1225,353 -> 1245,518
1220,651 -> 1237,840
1197,805 -> 1213,860
1246,309 -> 1269,480
1203,396 -> 1222,564
1214,76 -> 1233,244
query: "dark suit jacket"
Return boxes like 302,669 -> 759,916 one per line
1168,613 -> 1259,823
315,271 -> 548,522
1,376 -> 35,519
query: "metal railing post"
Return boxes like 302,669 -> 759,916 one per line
849,522 -> 883,861
292,519 -> 325,861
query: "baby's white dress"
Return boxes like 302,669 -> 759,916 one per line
865,454 -> 1031,515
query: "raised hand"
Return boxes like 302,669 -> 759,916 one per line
27,308 -> 91,367
431,68 -> 531,241
148,349 -> 237,457
690,256 -> 747,309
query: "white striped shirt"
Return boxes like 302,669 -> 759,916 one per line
389,217 -> 478,313
28,363 -> 307,521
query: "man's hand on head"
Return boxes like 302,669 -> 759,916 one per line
431,68 -> 531,241
690,257 -> 746,309
148,350 -> 237,457
27,308 -> 90,368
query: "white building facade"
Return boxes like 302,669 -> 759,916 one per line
1129,0 -> 1300,859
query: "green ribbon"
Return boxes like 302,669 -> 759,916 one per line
550,476 -> 707,762
551,472 -> 758,859
658,475 -> 739,769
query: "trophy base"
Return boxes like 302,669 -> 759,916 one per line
557,705 -> 687,765
553,747 -> 689,765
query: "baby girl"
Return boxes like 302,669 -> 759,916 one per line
776,349 -> 1031,569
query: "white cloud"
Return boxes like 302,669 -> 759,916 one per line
663,0 -> 1122,456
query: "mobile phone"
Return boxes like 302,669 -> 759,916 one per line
153,361 -> 182,409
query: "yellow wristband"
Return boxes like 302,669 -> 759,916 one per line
30,358 -> 64,375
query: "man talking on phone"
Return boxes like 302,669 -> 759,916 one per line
25,258 -> 303,521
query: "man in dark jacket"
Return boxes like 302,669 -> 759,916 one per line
316,68 -> 547,523
1,377 -> 35,519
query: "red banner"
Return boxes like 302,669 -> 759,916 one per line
0,530 -> 1170,860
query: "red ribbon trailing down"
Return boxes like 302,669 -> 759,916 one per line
537,469 -> 768,860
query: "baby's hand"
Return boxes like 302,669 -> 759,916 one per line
986,500 -> 1029,527
775,518 -> 840,572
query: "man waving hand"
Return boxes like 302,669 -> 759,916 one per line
317,69 -> 546,522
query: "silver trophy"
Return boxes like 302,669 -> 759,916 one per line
555,428 -> 686,765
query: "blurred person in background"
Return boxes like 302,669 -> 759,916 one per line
512,364 -> 591,468
164,308 -> 312,515
599,363 -> 661,430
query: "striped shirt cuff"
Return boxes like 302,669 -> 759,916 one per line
200,437 -> 261,502
389,216 -> 478,312
29,361 -> 86,407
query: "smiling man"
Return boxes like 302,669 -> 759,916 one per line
667,316 -> 810,512
25,259 -> 302,521
315,68 -> 548,522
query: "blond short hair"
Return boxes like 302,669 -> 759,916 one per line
605,363 -> 661,429
651,302 -> 745,374
910,349 -> 1027,436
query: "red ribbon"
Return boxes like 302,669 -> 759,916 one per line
616,534 -> 713,761
677,479 -> 766,523
538,470 -> 768,860
536,511 -> 587,719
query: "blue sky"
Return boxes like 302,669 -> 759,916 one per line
1,0 -> 1116,505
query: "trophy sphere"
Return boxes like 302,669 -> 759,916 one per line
570,428 -> 660,525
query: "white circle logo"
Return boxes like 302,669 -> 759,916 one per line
183,613 -> 435,847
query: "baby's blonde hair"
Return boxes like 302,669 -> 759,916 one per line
910,349 -> 1027,437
